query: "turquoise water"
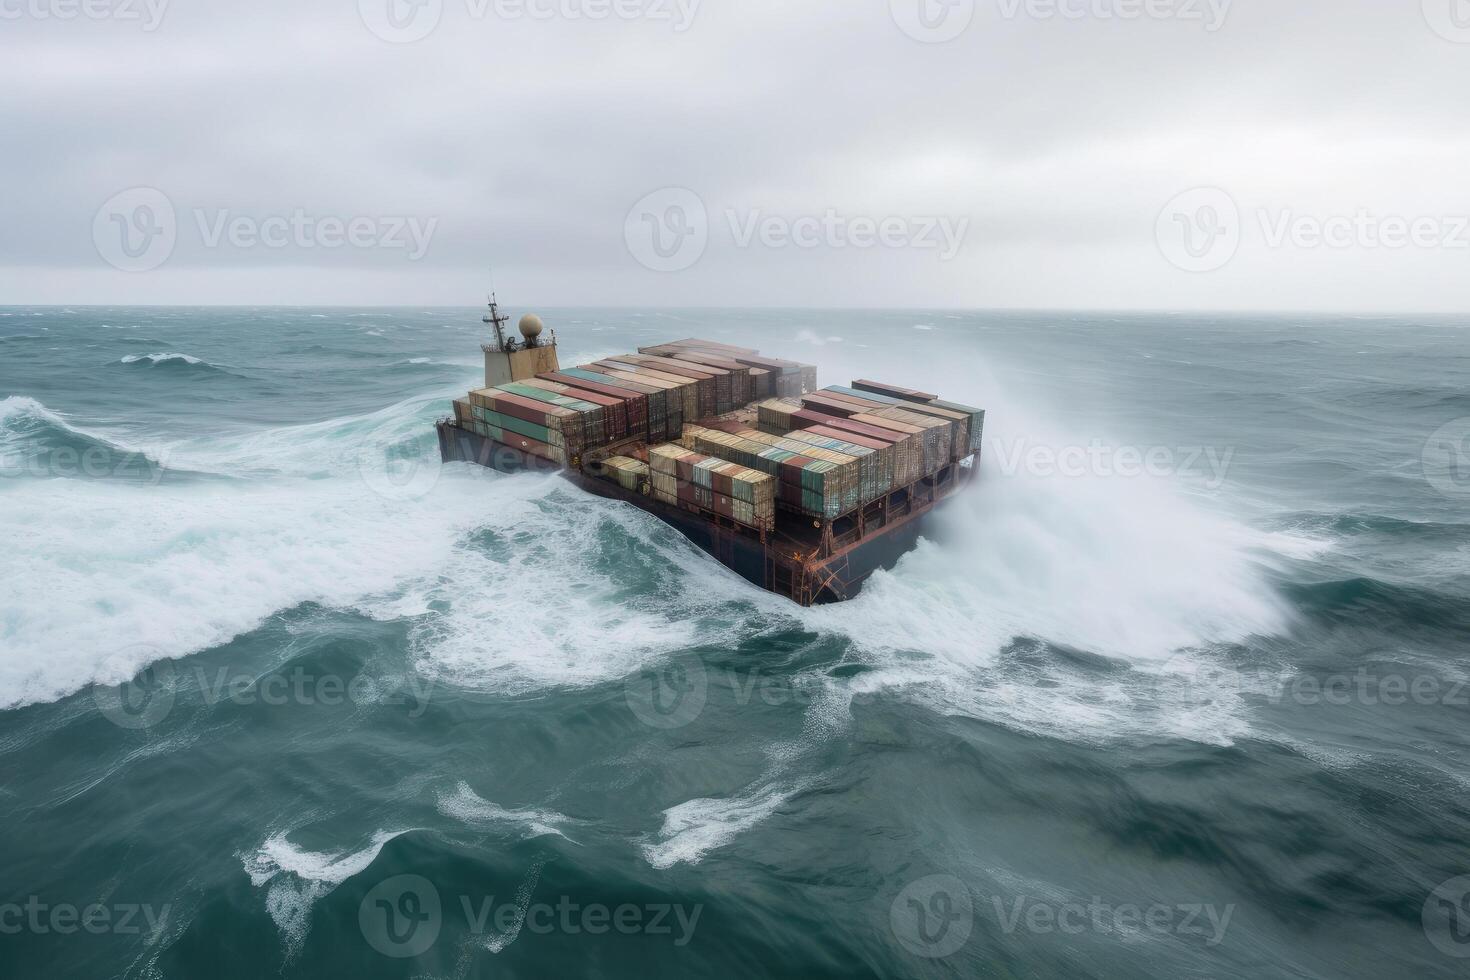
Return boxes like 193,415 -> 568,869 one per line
2,307 -> 1469,978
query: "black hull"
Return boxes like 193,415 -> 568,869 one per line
437,422 -> 966,605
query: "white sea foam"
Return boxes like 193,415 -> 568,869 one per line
774,344 -> 1303,747
118,352 -> 206,365
390,481 -> 747,696
241,828 -> 412,957
437,782 -> 573,841
642,782 -> 796,869
0,392 -> 502,708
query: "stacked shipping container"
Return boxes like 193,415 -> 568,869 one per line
657,339 -> 815,398
649,444 -> 776,531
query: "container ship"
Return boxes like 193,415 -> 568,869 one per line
436,298 -> 984,605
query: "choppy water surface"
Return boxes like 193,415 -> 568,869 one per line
2,307 -> 1468,978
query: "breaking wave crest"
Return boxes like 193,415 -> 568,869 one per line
241,829 -> 414,959
0,395 -> 169,483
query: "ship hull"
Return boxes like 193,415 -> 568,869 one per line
437,422 -> 968,605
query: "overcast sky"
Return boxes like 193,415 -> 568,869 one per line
4,0 -> 1469,309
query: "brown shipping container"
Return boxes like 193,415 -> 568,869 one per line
579,365 -> 681,440
662,337 -> 761,356
540,371 -> 649,441
600,358 -> 705,421
471,388 -> 588,458
851,379 -> 939,402
800,392 -> 868,418
517,377 -> 625,444
642,345 -> 755,406
627,354 -> 728,416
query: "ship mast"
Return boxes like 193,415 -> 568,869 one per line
483,292 -> 510,352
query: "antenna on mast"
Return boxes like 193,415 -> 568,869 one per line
482,291 -> 510,352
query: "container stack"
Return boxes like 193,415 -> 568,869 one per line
585,360 -> 691,437
757,397 -> 927,488
607,355 -> 720,418
649,444 -> 775,531
461,388 -> 589,465
782,427 -> 892,503
847,382 -> 985,459
682,423 -> 864,519
639,344 -> 755,407
756,397 -> 804,435
600,456 -> 650,492
540,369 -> 657,443
824,386 -> 967,463
657,338 -> 816,398
523,376 -> 632,443
502,379 -> 616,444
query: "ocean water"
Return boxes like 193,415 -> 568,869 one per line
2,306 -> 1468,978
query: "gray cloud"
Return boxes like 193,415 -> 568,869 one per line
3,0 -> 1469,309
